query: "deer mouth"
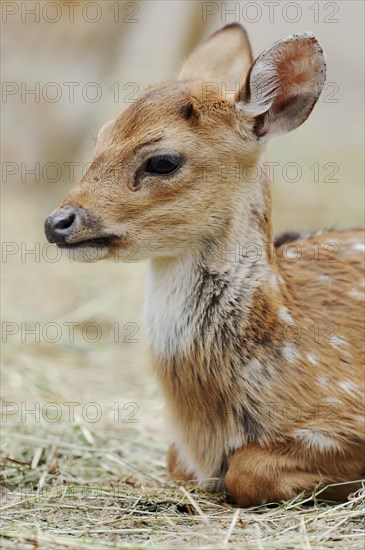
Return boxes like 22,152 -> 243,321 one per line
57,235 -> 119,249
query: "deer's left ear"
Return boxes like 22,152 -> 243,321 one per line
237,33 -> 326,139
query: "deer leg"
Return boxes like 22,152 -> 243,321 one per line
167,444 -> 195,481
224,443 -> 361,507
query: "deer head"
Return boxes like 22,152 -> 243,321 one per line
45,24 -> 326,262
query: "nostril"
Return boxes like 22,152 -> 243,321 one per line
44,208 -> 79,244
54,211 -> 76,231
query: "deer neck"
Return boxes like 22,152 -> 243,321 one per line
145,168 -> 281,361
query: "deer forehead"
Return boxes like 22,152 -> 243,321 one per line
94,81 -> 244,160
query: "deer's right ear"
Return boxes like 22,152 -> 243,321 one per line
178,23 -> 253,88
237,33 -> 326,140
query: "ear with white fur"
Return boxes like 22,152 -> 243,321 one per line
178,23 -> 253,88
237,33 -> 326,139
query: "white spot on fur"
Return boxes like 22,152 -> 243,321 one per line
331,336 -> 348,350
338,380 -> 357,394
306,353 -> 319,366
286,248 -> 299,260
323,396 -> 342,405
278,307 -> 293,324
353,243 -> 365,252
318,375 -> 329,388
319,275 -> 330,282
295,429 -> 339,452
348,289 -> 364,300
281,343 -> 299,363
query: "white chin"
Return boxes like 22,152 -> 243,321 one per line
59,246 -> 109,263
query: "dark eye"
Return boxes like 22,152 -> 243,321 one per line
145,155 -> 182,175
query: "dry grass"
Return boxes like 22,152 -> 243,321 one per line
1,425 -> 365,550
1,392 -> 364,549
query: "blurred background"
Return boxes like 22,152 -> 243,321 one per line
1,0 -> 364,453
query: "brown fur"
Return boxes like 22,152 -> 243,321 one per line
45,25 -> 365,506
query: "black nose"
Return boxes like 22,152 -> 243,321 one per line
44,208 -> 78,244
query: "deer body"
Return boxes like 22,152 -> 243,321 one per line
45,24 -> 365,506
147,228 -> 365,503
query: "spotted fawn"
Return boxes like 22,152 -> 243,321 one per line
45,24 -> 365,506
